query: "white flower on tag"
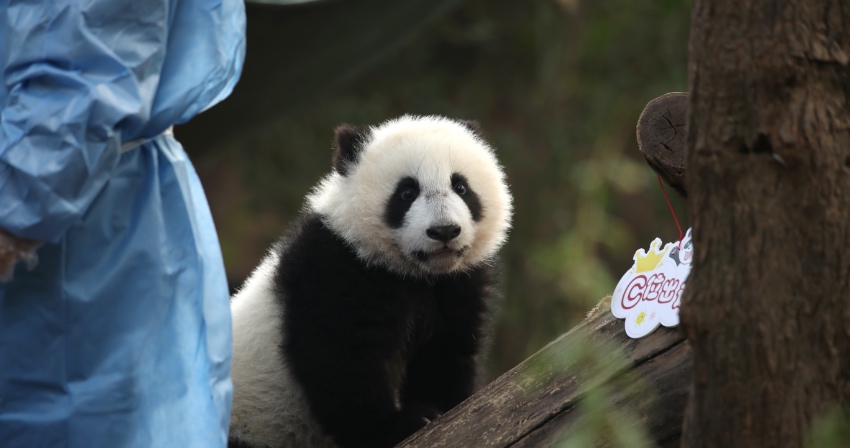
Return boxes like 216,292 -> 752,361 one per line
611,228 -> 693,338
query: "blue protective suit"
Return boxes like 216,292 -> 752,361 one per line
0,0 -> 245,446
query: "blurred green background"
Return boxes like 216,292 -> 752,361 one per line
177,0 -> 690,380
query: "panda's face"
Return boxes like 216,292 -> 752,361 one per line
383,170 -> 481,273
308,116 -> 512,276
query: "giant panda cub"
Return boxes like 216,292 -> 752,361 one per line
228,115 -> 513,448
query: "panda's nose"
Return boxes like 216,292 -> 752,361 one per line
426,225 -> 461,243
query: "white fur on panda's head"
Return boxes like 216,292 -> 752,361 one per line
308,115 -> 513,277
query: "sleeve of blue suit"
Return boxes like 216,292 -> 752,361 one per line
0,1 -> 245,446
0,0 -> 244,243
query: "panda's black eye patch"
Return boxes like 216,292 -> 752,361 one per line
385,177 -> 419,229
451,173 -> 483,221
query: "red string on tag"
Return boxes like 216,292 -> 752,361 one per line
656,174 -> 683,249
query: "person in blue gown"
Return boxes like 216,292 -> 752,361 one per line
0,0 -> 245,446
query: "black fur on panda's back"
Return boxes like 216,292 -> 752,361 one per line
229,212 -> 500,448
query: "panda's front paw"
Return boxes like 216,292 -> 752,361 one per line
407,404 -> 441,423
361,406 -> 441,448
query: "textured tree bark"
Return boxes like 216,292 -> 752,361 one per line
680,1 -> 850,447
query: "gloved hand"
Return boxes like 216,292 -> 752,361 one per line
0,228 -> 39,282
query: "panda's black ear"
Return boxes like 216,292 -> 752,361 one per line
459,119 -> 483,137
332,124 -> 369,176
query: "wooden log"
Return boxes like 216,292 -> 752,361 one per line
399,92 -> 693,447
400,299 -> 691,447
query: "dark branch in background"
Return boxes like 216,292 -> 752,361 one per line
636,92 -> 689,198
176,0 -> 463,153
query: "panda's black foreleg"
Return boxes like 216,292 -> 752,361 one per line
401,343 -> 478,414
287,303 -> 438,448
398,269 -> 490,415
293,350 -> 437,448
356,404 -> 440,447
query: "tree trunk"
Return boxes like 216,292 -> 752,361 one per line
680,1 -> 850,447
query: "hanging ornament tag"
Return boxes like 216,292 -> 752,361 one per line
611,228 -> 693,338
